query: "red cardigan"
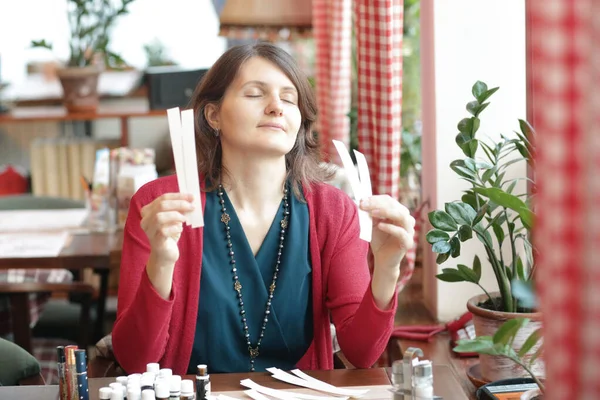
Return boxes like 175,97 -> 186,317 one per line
112,175 -> 397,375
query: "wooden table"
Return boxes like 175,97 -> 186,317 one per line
0,367 -> 471,400
0,229 -> 123,347
0,104 -> 166,146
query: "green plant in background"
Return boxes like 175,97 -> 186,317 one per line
143,39 -> 177,67
426,81 -> 536,313
31,0 -> 135,69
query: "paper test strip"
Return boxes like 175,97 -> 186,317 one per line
332,140 -> 373,242
167,107 -> 204,228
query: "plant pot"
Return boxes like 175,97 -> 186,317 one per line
467,293 -> 544,382
56,66 -> 100,113
520,388 -> 542,400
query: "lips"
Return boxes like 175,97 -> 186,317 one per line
258,123 -> 285,131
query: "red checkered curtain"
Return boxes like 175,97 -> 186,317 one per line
530,1 -> 600,398
355,0 -> 403,199
312,0 -> 352,160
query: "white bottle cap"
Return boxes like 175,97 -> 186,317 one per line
128,373 -> 142,382
110,388 -> 124,400
141,389 -> 156,400
159,368 -> 173,378
146,362 -> 160,374
181,379 -> 195,396
99,387 -> 113,400
155,382 -> 170,398
127,382 -> 141,392
127,387 -> 142,400
116,376 -> 128,386
140,374 -> 154,388
170,375 -> 182,392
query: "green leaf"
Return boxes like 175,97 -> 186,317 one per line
529,345 -> 543,365
457,264 -> 479,283
462,193 -> 479,211
453,337 -> 493,354
429,210 -> 459,232
456,132 -> 472,148
426,229 -> 451,244
475,187 -> 534,230
436,252 -> 450,264
31,39 -> 53,50
519,119 -> 534,139
475,102 -> 490,116
505,267 -> 513,282
436,270 -> 466,282
432,240 -> 452,253
477,87 -> 500,104
446,202 -> 476,225
476,160 -> 494,170
518,328 -> 543,358
493,318 -> 529,345
450,160 -> 476,179
482,167 -> 497,184
458,118 -> 474,136
458,225 -> 473,241
466,101 -> 480,116
492,222 -> 505,246
467,139 -> 479,158
516,257 -> 526,281
473,255 -> 482,280
472,81 -> 488,99
450,237 -> 461,258
506,180 -> 517,194
464,158 -> 477,171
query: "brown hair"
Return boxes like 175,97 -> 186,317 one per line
190,42 -> 334,198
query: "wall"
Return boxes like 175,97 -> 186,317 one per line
421,0 -> 527,321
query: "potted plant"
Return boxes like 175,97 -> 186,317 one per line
31,0 -> 135,112
425,81 -> 541,382
454,317 -> 544,399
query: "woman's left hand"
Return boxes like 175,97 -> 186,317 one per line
360,195 -> 416,275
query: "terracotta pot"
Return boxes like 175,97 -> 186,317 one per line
56,66 -> 100,113
467,293 -> 544,382
520,388 -> 542,400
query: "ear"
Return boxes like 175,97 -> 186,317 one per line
204,103 -> 220,131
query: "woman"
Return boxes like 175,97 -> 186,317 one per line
112,43 -> 415,375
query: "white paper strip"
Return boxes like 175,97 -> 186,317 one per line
332,140 -> 372,242
240,379 -> 344,400
244,390 -> 271,400
167,107 -> 189,200
180,109 -> 204,228
352,150 -> 373,242
268,368 -> 368,398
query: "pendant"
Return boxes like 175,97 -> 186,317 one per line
249,347 -> 259,358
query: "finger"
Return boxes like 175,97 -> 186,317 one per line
369,206 -> 415,234
154,221 -> 184,240
158,192 -> 195,202
377,222 -> 415,251
153,211 -> 188,227
154,199 -> 195,215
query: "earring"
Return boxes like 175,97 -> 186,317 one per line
214,128 -> 220,137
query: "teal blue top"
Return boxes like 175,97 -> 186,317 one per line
187,186 -> 313,373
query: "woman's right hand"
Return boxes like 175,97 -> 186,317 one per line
140,193 -> 194,267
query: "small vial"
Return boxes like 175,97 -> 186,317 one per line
146,363 -> 160,374
156,382 -> 170,400
170,375 -> 182,399
110,388 -> 124,400
116,376 -> 128,386
99,387 -> 113,400
412,361 -> 434,399
127,387 -> 142,400
140,374 -> 154,392
181,379 -> 195,400
159,368 -> 173,379
110,382 -> 127,399
196,364 -> 211,400
141,389 -> 155,400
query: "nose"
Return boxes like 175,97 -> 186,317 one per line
265,97 -> 283,116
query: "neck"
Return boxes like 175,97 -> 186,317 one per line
220,150 -> 287,213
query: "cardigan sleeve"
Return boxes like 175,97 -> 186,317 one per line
112,187 -> 176,374
325,195 -> 398,368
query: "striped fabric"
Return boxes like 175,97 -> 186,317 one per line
312,0 -> 353,161
529,1 -> 600,398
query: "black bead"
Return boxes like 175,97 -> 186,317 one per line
266,310 -> 270,315
245,332 -> 250,338
242,317 -> 246,323
259,332 -> 264,338
279,244 -> 283,248
239,301 -> 244,306
278,251 -> 282,256
226,226 -> 231,231
240,310 -> 245,315
232,267 -> 237,272
233,275 -> 238,280
264,317 -> 268,323
281,229 -> 285,234
229,251 -> 234,256
267,301 -> 272,306
269,294 -> 273,299
280,236 -> 284,241
230,260 -> 236,264
285,210 -> 290,215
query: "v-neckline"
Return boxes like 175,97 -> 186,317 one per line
220,190 -> 284,260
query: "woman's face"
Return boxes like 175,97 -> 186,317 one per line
207,56 -> 302,158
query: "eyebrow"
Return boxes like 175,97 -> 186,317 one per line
241,80 -> 298,93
